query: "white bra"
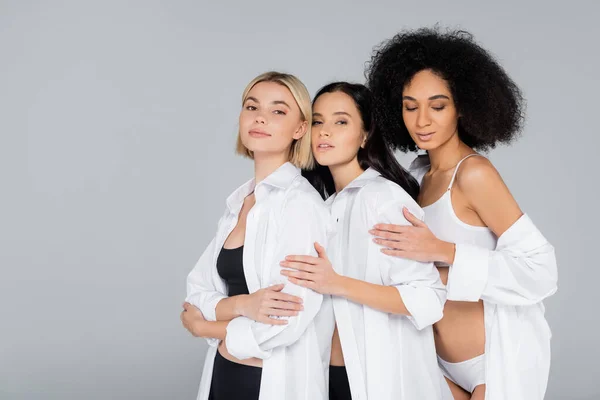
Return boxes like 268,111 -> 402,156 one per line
418,154 -> 497,264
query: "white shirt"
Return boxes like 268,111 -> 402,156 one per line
327,168 -> 451,400
185,162 -> 335,400
411,156 -> 558,400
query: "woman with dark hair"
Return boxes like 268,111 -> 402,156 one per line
281,82 -> 450,399
367,28 -> 558,399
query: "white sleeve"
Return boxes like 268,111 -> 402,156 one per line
446,214 -> 558,305
225,196 -> 330,360
369,198 -> 446,330
185,236 -> 228,347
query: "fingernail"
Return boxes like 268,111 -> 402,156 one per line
279,261 -> 285,266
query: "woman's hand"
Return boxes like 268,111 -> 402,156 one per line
239,284 -> 304,325
181,302 -> 209,337
280,242 -> 344,295
369,207 -> 456,264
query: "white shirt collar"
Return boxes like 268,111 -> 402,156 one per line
226,162 -> 300,212
325,167 -> 381,205
344,167 -> 381,190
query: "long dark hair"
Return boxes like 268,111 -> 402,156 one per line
303,82 -> 419,200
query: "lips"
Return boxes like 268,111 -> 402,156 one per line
315,142 -> 335,152
416,132 -> 435,142
249,129 -> 271,138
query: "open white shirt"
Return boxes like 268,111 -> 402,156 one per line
327,168 -> 451,399
185,162 -> 335,400
411,156 -> 558,400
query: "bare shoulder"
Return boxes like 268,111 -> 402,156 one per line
454,155 -> 522,235
454,155 -> 506,194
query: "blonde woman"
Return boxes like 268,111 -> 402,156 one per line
181,72 -> 335,400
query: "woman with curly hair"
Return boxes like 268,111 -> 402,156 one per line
367,28 -> 558,400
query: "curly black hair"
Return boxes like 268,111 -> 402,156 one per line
366,27 -> 525,152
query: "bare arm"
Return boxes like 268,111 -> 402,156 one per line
455,156 -> 523,238
215,285 -> 303,324
281,245 -> 411,315
338,276 -> 411,315
371,157 -> 557,305
283,195 -> 445,330
181,302 -> 228,340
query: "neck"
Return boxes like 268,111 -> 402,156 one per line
427,132 -> 474,172
329,158 -> 365,193
253,151 -> 289,184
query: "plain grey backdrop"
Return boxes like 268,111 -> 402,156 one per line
3,0 -> 598,399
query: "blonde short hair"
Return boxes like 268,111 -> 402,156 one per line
236,71 -> 314,169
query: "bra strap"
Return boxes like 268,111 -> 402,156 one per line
447,154 -> 484,190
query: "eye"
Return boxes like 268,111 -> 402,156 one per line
273,110 -> 287,115
432,105 -> 446,111
404,106 -> 417,112
335,120 -> 348,125
312,120 -> 323,126
246,105 -> 257,111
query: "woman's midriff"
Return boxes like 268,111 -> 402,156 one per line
218,341 -> 263,368
330,325 -> 345,366
434,267 -> 485,363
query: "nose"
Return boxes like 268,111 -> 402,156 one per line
255,113 -> 266,124
319,128 -> 330,137
416,108 -> 431,128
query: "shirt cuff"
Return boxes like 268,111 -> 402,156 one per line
225,317 -> 272,360
204,337 -> 221,348
396,285 -> 444,330
447,243 -> 489,301
185,293 -> 227,322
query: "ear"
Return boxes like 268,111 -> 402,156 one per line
293,120 -> 308,140
360,131 -> 367,149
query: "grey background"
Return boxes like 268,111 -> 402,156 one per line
2,0 -> 598,399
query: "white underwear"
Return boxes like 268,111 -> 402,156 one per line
438,354 -> 485,393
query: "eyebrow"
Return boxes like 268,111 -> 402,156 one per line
403,94 -> 450,101
313,111 -> 352,118
245,97 -> 291,108
272,100 -> 291,108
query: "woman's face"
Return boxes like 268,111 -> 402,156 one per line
311,91 -> 366,167
239,81 -> 307,158
401,69 -> 460,151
